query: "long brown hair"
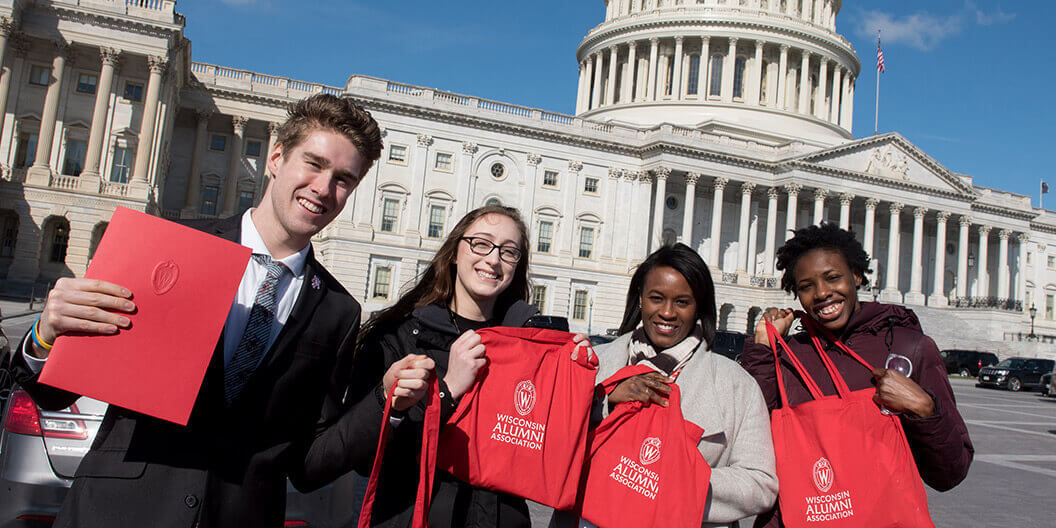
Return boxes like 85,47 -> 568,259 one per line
359,205 -> 531,347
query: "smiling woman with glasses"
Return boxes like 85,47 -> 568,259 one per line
349,205 -> 543,528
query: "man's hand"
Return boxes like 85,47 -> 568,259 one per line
754,307 -> 795,348
32,278 -> 135,359
608,372 -> 672,407
443,330 -> 486,399
872,368 -> 935,418
383,354 -> 436,412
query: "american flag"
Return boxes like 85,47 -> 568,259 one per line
877,41 -> 886,73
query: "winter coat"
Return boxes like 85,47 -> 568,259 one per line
740,301 -> 974,527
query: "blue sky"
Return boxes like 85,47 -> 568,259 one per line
182,1 -> 1049,204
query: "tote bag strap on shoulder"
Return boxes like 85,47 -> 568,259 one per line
795,311 -> 877,374
765,322 -> 827,408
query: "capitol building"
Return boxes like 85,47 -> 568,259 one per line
0,0 -> 1052,357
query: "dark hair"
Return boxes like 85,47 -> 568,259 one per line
276,93 -> 383,172
776,222 -> 872,295
618,243 -> 717,351
358,205 -> 531,346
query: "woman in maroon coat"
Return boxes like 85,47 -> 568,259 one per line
740,223 -> 973,527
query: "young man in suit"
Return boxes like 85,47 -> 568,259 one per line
11,93 -> 435,527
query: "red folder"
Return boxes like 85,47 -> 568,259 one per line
39,207 -> 251,425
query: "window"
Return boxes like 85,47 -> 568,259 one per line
76,73 -> 98,94
1047,294 -> 1054,321
209,134 -> 226,151
485,197 -> 503,207
245,139 -> 262,157
380,198 -> 400,232
1027,252 -> 1033,265
62,139 -> 87,176
373,266 -> 392,299
687,54 -> 700,95
110,146 -> 132,183
237,191 -> 255,214
49,223 -> 69,263
572,290 -> 589,321
123,81 -> 144,102
435,152 -> 452,171
29,65 -> 50,86
759,60 -> 770,103
537,221 -> 553,253
708,55 -> 723,96
200,186 -> 219,216
14,132 -> 38,169
0,212 -> 18,258
1048,255 -> 1055,269
543,170 -> 559,187
427,204 -> 446,238
531,284 -> 548,313
490,162 -> 505,179
388,144 -> 407,163
733,57 -> 747,99
578,226 -> 595,259
664,55 -> 674,96
584,177 -> 599,194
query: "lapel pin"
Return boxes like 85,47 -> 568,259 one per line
311,275 -> 322,290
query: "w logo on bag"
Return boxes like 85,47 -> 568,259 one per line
514,380 -> 536,416
639,437 -> 662,465
812,457 -> 834,493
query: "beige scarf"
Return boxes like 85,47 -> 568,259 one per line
627,322 -> 705,376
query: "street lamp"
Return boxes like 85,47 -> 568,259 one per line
871,282 -> 882,302
1029,304 -> 1037,341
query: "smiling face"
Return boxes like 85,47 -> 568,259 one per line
793,248 -> 863,333
639,266 -> 697,351
452,213 -> 522,318
257,128 -> 365,254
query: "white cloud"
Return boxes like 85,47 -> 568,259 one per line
853,2 -> 1015,51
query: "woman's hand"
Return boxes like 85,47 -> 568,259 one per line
754,307 -> 795,348
443,330 -> 486,399
382,354 -> 436,412
608,372 -> 672,407
571,333 -> 590,361
872,368 -> 935,418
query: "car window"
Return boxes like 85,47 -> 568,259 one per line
996,358 -> 1025,368
1040,360 -> 1055,371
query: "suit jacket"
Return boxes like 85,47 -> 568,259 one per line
10,215 -> 362,528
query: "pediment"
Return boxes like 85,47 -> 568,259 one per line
793,133 -> 975,197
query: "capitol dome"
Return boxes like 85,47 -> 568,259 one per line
575,0 -> 860,145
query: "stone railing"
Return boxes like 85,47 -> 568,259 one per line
2,168 -> 26,183
191,62 -> 343,100
749,276 -> 779,289
99,180 -> 130,197
948,297 -> 1023,312
49,0 -> 179,23
49,174 -> 80,191
160,209 -> 182,220
721,272 -> 739,284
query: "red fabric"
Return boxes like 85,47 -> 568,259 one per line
575,365 -> 712,528
436,327 -> 599,510
765,318 -> 934,528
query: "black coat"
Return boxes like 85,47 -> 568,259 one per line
349,300 -> 538,528
10,215 -> 362,528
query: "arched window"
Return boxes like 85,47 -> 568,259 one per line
41,216 -> 71,264
485,197 -> 503,207
0,210 -> 18,258
708,55 -> 724,97
687,54 -> 701,95
89,222 -> 108,261
733,56 -> 747,99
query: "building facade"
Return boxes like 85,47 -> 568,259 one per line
1,0 -> 1054,357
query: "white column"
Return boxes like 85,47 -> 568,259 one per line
650,167 -> 670,252
722,38 -> 738,102
681,173 -> 699,244
591,52 -> 604,109
605,46 -> 619,106
977,225 -> 991,297
672,36 -> 684,99
785,183 -> 801,235
786,0 -> 796,15
881,203 -> 904,302
28,42 -> 69,182
647,38 -> 660,101
929,211 -> 951,306
454,142 -> 477,219
798,50 -> 811,114
749,40 -> 763,106
709,177 -> 728,267
220,115 -> 248,216
838,192 -> 853,229
815,57 -> 828,119
182,110 -> 212,212
863,198 -> 878,259
830,65 -> 843,124
404,133 -> 432,238
259,122 -> 280,197
748,205 -> 760,276
698,37 -> 710,99
905,207 -> 928,305
131,55 -> 167,186
956,216 -> 971,299
737,182 -> 756,273
82,47 -> 120,180
1017,234 -> 1029,305
575,61 -> 587,114
623,42 -> 637,102
812,188 -> 826,224
777,44 -> 789,110
764,187 -> 779,275
845,78 -> 855,131
998,229 -> 1011,300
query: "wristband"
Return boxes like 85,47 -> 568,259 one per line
31,315 -> 54,351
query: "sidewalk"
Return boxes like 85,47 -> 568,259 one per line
0,298 -> 40,321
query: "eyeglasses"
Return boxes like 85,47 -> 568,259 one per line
460,237 -> 522,264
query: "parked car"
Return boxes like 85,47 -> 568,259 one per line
714,330 -> 747,362
940,349 -> 999,377
0,387 -> 355,527
977,358 -> 1056,392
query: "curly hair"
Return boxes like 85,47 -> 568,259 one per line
776,223 -> 872,295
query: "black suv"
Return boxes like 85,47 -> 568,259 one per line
940,349 -> 999,377
978,357 -> 1056,392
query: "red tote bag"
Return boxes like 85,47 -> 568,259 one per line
575,365 -> 712,528
765,318 -> 934,528
437,327 -> 599,510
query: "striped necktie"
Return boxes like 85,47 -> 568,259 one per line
224,254 -> 289,404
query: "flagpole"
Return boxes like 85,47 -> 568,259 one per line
1042,180 -> 1045,210
874,29 -> 881,135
